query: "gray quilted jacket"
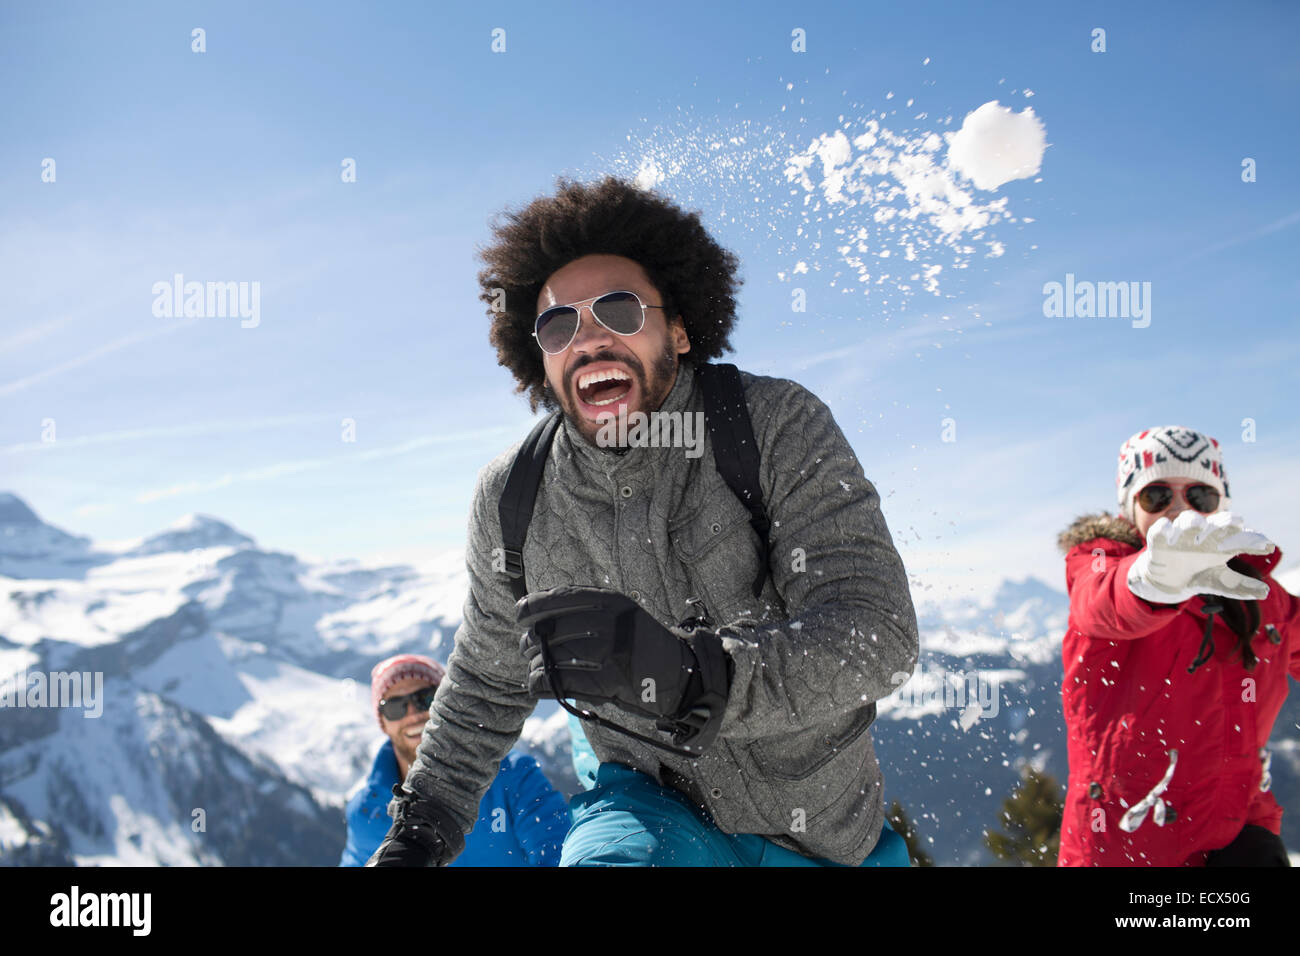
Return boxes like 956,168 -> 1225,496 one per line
406,360 -> 919,864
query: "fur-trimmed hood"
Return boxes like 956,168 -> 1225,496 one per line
1057,512 -> 1143,553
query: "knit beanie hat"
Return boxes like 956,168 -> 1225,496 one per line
1116,425 -> 1230,522
370,653 -> 445,729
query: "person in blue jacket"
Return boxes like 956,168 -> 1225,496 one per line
340,653 -> 572,867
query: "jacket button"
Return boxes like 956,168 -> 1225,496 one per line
620,485 -> 633,498
711,522 -> 722,534
1088,782 -> 1103,800
630,589 -> 641,602
710,788 -> 722,799
1165,805 -> 1177,823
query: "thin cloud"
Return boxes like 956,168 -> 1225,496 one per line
0,314 -> 77,353
1182,208 -> 1300,263
0,317 -> 201,398
2,413 -> 341,455
128,424 -> 527,505
748,280 -> 1040,381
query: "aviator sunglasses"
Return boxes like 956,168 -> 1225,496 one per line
378,686 -> 437,721
533,290 -> 667,355
1135,482 -> 1221,515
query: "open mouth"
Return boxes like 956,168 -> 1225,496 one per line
574,367 -> 633,409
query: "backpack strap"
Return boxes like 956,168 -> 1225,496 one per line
498,411 -> 562,602
695,362 -> 772,598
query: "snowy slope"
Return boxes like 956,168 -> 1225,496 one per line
1,493 -> 1295,865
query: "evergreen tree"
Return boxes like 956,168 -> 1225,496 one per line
887,800 -> 933,867
985,765 -> 1065,866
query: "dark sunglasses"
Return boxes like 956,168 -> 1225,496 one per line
378,686 -> 437,721
1136,482 -> 1220,515
533,290 -> 667,355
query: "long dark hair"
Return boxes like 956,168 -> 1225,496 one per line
1204,557 -> 1263,669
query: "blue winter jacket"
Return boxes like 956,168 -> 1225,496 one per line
339,740 -> 571,867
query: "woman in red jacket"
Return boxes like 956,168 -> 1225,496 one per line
1057,425 -> 1298,866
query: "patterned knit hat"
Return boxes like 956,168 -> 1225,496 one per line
370,653 -> 445,729
1116,426 -> 1230,522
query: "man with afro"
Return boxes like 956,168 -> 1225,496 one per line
369,176 -> 918,867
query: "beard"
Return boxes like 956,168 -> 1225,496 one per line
561,339 -> 680,448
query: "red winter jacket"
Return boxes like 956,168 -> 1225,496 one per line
1057,513 -> 1300,867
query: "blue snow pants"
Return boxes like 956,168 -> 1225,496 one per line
560,762 -> 911,867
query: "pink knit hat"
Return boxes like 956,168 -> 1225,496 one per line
370,653 -> 446,729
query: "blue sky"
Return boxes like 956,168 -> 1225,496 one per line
3,0 -> 1298,598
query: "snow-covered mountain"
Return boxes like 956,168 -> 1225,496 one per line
128,513 -> 256,556
0,492 -> 95,579
1,493 -> 1295,865
0,494 -> 576,866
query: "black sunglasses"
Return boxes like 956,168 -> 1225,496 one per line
379,686 -> 437,721
1136,482 -> 1220,515
533,290 -> 667,355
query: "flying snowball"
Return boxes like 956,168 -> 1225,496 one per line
946,101 -> 1047,190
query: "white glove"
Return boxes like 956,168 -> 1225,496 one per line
1126,510 -> 1274,604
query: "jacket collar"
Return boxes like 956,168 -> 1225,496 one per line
554,359 -> 698,480
1057,512 -> 1142,553
367,738 -> 400,795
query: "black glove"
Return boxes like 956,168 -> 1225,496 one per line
365,784 -> 465,867
517,586 -> 732,754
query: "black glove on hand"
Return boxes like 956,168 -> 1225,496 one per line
365,784 -> 465,867
517,585 -> 732,754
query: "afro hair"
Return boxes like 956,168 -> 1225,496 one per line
475,175 -> 742,411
